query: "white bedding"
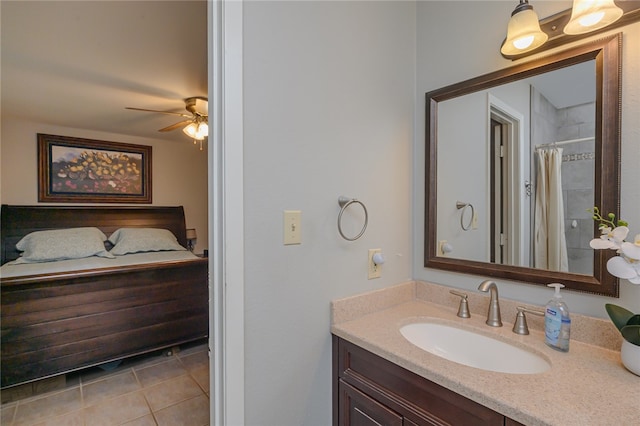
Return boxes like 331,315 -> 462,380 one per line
0,251 -> 200,279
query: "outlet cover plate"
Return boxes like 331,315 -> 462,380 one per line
368,248 -> 382,279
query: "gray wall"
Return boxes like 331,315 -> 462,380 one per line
559,102 -> 596,274
243,2 -> 415,424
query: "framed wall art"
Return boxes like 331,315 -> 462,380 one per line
38,134 -> 152,203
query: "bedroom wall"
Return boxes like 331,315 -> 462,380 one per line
242,1 -> 415,424
0,117 -> 209,253
414,1 -> 640,317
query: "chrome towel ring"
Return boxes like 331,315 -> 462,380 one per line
456,201 -> 475,231
337,196 -> 368,241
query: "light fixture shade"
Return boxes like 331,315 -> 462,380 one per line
501,3 -> 548,56
564,0 -> 623,35
195,122 -> 209,139
186,228 -> 197,240
182,121 -> 209,140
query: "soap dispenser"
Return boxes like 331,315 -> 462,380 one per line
544,283 -> 571,352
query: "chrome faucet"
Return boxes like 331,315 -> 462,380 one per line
477,280 -> 502,327
512,306 -> 545,335
449,290 -> 471,318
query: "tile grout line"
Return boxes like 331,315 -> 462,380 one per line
132,362 -> 160,426
141,353 -> 209,424
177,350 -> 211,395
79,371 -> 85,424
150,393 -> 209,424
8,400 -> 18,425
8,383 -> 83,426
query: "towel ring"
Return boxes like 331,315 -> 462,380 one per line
456,201 -> 474,231
338,196 -> 368,241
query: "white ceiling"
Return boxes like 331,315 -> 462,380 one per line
528,60 -> 595,109
1,0 -> 207,143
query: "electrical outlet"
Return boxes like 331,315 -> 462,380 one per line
368,248 -> 382,279
283,210 -> 301,245
438,240 -> 447,256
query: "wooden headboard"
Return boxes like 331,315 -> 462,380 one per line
1,205 -> 188,264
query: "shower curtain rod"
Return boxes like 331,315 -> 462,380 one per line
535,136 -> 594,149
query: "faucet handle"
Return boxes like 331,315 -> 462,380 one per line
512,306 -> 545,335
449,290 -> 471,318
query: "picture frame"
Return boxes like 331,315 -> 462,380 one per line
38,134 -> 152,203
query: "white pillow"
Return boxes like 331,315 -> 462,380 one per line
14,227 -> 114,263
108,228 -> 186,255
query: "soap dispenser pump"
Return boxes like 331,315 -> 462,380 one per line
544,283 -> 571,352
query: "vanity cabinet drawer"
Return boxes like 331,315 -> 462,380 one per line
339,380 -> 403,426
333,335 -> 522,426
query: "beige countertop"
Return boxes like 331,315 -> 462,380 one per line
331,281 -> 639,426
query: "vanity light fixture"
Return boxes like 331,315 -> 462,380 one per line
501,0 -> 548,56
500,0 -> 638,59
563,0 -> 623,35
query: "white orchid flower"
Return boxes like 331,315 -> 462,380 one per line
607,255 -> 640,285
589,226 -> 629,250
620,234 -> 640,261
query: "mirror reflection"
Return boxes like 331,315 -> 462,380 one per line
425,34 -> 621,296
436,61 -> 595,275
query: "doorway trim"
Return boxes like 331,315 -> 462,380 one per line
209,0 -> 245,424
488,94 -> 526,267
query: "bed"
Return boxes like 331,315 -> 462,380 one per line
0,205 -> 209,389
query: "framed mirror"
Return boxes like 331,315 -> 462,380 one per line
425,34 -> 621,296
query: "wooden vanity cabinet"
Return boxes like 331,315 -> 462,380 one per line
333,336 -> 525,426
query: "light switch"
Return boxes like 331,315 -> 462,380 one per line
283,210 -> 301,245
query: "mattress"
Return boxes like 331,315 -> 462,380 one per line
0,250 -> 200,279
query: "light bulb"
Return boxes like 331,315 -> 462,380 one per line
579,11 -> 605,27
564,0 -> 623,35
513,35 -> 534,50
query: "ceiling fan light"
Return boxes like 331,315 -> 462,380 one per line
564,0 -> 623,35
183,121 -> 208,141
501,1 -> 548,56
195,122 -> 209,140
182,122 -> 199,139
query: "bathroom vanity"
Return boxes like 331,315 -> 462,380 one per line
331,281 -> 639,426
334,336 -> 524,425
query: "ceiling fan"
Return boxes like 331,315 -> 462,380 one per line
126,97 -> 209,142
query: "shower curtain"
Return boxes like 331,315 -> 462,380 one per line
534,147 -> 568,272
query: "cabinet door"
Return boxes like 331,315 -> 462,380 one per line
339,380 -> 403,426
334,336 -> 509,426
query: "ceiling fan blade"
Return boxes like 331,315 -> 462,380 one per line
125,107 -> 191,118
158,120 -> 193,132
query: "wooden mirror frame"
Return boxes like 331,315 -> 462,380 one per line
425,34 -> 621,297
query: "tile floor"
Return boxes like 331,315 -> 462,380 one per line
1,341 -> 210,426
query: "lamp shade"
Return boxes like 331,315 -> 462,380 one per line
563,0 -> 623,35
182,122 -> 209,140
186,228 -> 197,240
501,1 -> 548,56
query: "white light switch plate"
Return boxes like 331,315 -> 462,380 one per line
283,210 -> 301,245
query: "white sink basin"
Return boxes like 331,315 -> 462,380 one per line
400,322 -> 550,374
